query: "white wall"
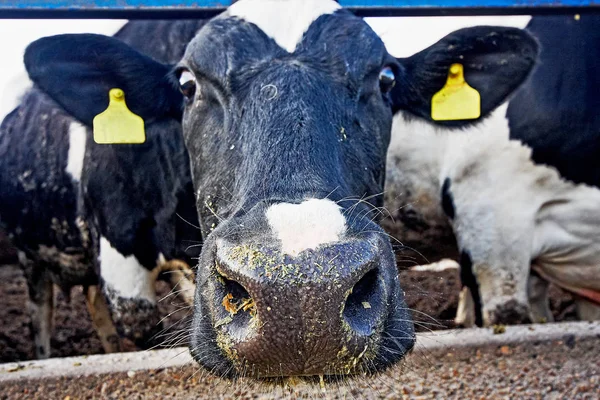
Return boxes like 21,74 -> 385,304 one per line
0,19 -> 126,121
366,16 -> 530,58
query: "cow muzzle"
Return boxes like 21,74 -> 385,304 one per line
190,227 -> 416,378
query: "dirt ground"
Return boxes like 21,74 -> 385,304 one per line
0,260 -> 576,364
0,265 -> 192,363
2,334 -> 598,399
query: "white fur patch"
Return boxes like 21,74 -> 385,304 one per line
266,198 -> 346,256
66,122 -> 87,182
410,259 -> 459,272
228,0 -> 340,53
99,236 -> 156,303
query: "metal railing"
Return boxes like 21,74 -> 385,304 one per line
0,0 -> 598,19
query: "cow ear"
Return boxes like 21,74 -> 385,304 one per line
392,26 -> 538,127
24,33 -> 183,126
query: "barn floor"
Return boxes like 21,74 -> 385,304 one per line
0,262 -> 577,364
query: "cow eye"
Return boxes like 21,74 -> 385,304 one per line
178,69 -> 197,99
379,66 -> 396,93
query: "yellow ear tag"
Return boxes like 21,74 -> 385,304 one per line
93,88 -> 145,144
431,63 -> 481,121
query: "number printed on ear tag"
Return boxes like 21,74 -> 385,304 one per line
93,88 -> 146,144
431,63 -> 481,121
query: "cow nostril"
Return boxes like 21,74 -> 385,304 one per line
215,274 -> 257,337
343,268 -> 384,336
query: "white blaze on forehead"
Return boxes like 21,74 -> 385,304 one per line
266,198 -> 346,256
66,122 -> 87,182
99,236 -> 156,303
229,0 -> 341,53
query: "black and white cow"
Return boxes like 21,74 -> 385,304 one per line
0,20 -> 207,358
22,0 -> 537,377
384,14 -> 600,327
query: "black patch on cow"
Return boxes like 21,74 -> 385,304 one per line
6,20 -> 205,278
459,249 -> 483,327
25,34 -> 183,126
441,178 -> 455,220
507,15 -> 600,188
174,10 -> 399,234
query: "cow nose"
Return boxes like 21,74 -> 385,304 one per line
210,238 -> 387,377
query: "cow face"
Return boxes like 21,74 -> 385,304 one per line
178,4 -> 413,377
24,0 -> 537,379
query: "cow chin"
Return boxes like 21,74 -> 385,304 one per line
189,200 -> 415,379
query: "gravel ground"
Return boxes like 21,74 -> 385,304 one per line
1,329 -> 598,399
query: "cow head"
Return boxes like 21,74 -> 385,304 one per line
24,0 -> 537,379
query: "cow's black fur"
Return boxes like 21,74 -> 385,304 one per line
441,178 -> 455,220
508,15 -> 600,188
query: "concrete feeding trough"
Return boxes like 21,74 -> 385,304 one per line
1,321 -> 599,399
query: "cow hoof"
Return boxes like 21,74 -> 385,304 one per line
104,334 -> 122,353
486,300 -> 531,326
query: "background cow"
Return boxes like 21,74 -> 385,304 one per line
382,14 -> 600,327
23,0 -> 537,377
0,20 -> 205,358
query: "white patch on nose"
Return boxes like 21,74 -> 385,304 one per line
99,236 -> 155,303
266,198 -> 346,256
229,0 -> 341,53
66,122 -> 87,182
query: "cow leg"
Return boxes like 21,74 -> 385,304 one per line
575,296 -> 600,321
99,236 -> 161,346
84,285 -> 121,353
454,286 -> 475,327
527,272 -> 553,323
154,259 -> 196,306
441,173 -> 532,328
25,264 -> 54,359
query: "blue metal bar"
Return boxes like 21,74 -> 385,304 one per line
0,1 -> 229,19
0,0 -> 598,18
342,0 -> 600,15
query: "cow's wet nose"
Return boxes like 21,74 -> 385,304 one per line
209,238 -> 389,377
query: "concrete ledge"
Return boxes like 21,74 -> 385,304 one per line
1,320 -> 598,383
415,320 -> 600,350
